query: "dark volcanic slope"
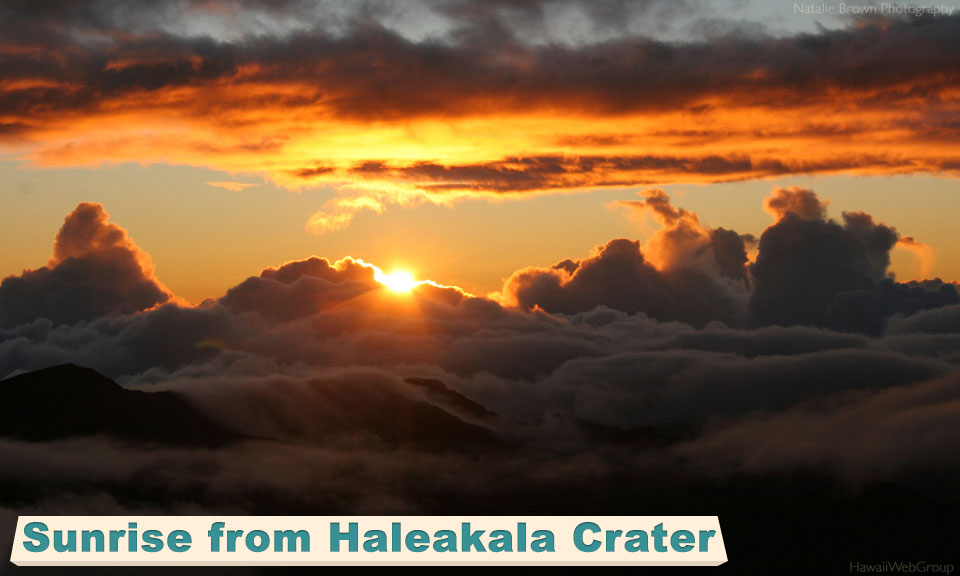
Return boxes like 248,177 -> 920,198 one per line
403,377 -> 493,418
0,364 -> 239,447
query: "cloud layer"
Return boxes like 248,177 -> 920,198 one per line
0,188 -> 956,478
1,2 -> 958,230
1,188 -> 960,575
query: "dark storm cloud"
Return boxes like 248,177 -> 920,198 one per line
501,238 -> 746,326
1,1 -> 958,203
254,12 -> 960,120
0,203 -> 170,329
710,228 -> 754,283
0,3 -> 958,124
750,190 -> 901,327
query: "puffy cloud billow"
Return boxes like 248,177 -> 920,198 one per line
0,203 -> 171,328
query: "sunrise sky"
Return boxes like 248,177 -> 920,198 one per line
3,4 -> 960,571
2,0 -> 959,303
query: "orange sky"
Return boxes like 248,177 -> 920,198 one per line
8,79 -> 960,234
1,2 -> 959,301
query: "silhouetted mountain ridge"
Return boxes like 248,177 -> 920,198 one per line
0,364 -> 238,447
403,376 -> 493,418
0,365 -> 505,451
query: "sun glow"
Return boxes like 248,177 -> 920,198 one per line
377,269 -> 418,293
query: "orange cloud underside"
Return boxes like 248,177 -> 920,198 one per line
1,11 -> 957,204
12,84 -> 958,185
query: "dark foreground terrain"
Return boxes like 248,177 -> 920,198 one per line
0,365 -> 956,575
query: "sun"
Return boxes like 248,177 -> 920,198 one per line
378,270 -> 418,293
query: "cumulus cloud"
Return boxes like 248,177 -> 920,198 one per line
2,190 -> 954,389
496,190 -> 771,326
617,189 -> 754,284
763,186 -> 829,221
500,238 -> 746,326
750,189 -> 900,327
0,203 -> 171,328
505,187 -> 934,330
